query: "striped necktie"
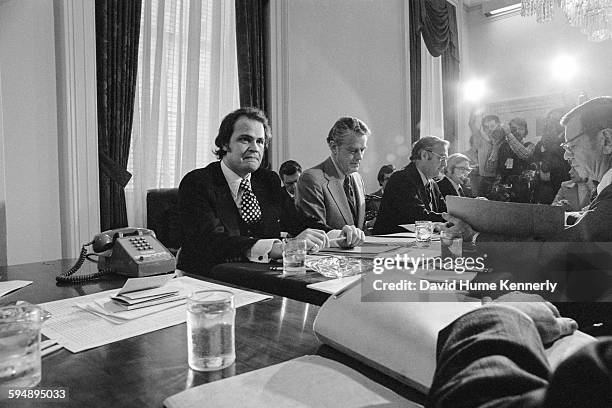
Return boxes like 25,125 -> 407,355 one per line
343,176 -> 357,221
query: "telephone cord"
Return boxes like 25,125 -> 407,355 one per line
56,241 -> 108,283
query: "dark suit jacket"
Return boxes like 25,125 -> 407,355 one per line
279,187 -> 304,235
177,161 -> 282,275
296,157 -> 366,231
436,176 -> 462,199
428,305 -> 612,408
373,162 -> 446,234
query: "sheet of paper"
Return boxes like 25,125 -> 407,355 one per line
399,223 -> 416,232
363,236 -> 411,246
307,275 -> 361,295
118,274 -> 174,295
374,232 -> 417,238
41,276 -> 271,353
0,280 -> 33,297
318,245 -> 402,256
163,355 -> 422,408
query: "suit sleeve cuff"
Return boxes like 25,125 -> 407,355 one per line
247,239 -> 282,263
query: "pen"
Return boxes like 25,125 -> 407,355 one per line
328,237 -> 345,244
332,277 -> 361,299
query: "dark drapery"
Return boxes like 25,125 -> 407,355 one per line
409,0 -> 460,150
235,0 -> 270,168
95,0 -> 141,230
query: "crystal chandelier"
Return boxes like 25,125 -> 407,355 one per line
521,0 -> 612,41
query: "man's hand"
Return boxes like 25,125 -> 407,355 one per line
483,292 -> 578,345
552,199 -> 571,210
337,225 -> 365,248
294,228 -> 329,253
441,213 -> 477,241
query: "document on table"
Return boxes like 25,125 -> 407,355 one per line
163,355 -> 422,408
41,276 -> 271,353
307,275 -> 361,295
0,280 -> 33,297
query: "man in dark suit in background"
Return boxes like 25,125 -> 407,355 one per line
278,160 -> 303,235
428,292 -> 612,408
373,136 -> 449,234
296,117 -> 368,243
177,108 -> 329,275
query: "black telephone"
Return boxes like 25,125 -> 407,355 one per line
57,227 -> 176,283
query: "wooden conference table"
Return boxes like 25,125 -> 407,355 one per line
0,259 -> 425,408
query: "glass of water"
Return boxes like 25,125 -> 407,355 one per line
186,290 -> 235,371
0,302 -> 48,388
415,220 -> 433,247
282,238 -> 307,275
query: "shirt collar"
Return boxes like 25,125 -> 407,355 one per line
597,167 -> 612,195
330,155 -> 348,179
446,176 -> 461,193
416,167 -> 431,187
221,159 -> 250,200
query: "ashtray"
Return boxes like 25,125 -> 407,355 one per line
305,256 -> 373,278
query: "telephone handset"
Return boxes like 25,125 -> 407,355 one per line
57,227 -> 176,283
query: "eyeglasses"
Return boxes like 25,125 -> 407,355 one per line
425,150 -> 448,162
454,166 -> 472,173
560,130 -> 591,153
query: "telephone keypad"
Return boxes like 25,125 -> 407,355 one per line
129,237 -> 154,251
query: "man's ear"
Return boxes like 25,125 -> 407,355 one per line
222,143 -> 230,153
329,141 -> 338,154
601,128 -> 612,154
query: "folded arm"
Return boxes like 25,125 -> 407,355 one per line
428,305 -> 552,408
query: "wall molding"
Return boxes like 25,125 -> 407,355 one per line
0,61 -> 7,266
54,0 -> 100,258
269,0 -> 289,169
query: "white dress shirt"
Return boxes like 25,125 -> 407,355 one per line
220,160 -> 278,263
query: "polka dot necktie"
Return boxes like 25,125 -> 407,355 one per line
239,178 -> 262,224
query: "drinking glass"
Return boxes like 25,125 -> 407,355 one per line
282,238 -> 307,275
186,290 -> 235,371
0,302 -> 49,388
415,221 -> 433,247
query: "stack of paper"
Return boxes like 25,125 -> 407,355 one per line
111,286 -> 182,310
77,275 -> 187,323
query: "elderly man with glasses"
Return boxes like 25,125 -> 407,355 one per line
437,153 -> 472,198
373,136 -> 449,234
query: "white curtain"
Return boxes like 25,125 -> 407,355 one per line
127,0 -> 240,227
420,36 -> 445,139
